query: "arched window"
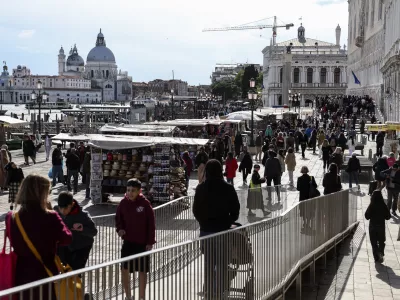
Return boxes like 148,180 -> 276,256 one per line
105,84 -> 112,89
102,70 -> 105,78
334,68 -> 341,84
77,94 -> 80,97
91,70 -> 94,78
279,68 -> 283,83
106,70 -> 109,78
320,68 -> 327,84
278,95 -> 282,105
76,68 -> 79,71
293,68 -> 300,83
307,68 -> 313,84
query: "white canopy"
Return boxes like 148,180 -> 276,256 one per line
225,113 -> 263,121
99,124 -> 177,134
52,133 -> 209,150
146,119 -> 242,127
0,116 -> 29,127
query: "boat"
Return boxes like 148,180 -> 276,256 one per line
0,106 -> 7,115
25,98 -> 72,110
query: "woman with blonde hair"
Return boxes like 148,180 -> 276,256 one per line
5,174 -> 72,299
0,148 -> 9,191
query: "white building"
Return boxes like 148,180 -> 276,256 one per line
380,0 -> 400,121
262,24 -> 348,107
347,0 -> 386,109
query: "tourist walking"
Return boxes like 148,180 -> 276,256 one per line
52,144 -> 64,187
225,152 -> 238,186
44,132 -> 52,161
6,162 -> 24,210
285,148 -> 296,186
193,159 -> 240,299
182,151 -> 193,189
1,144 -> 12,162
310,129 -> 317,154
116,179 -> 156,300
321,140 -> 332,171
239,147 -> 252,186
330,147 -> 343,171
322,163 -> 342,195
5,174 -> 72,299
317,130 -> 325,157
286,132 -> 295,151
247,164 -> 269,216
299,131 -> 308,159
234,132 -> 243,158
264,150 -> 282,201
376,131 -> 385,157
22,135 -> 36,165
346,153 -> 361,189
296,166 -> 318,232
373,156 -> 389,189
65,148 -> 80,194
365,190 -> 391,263
278,149 -> 285,177
255,131 -> 263,161
82,147 -> 91,199
387,152 -> 396,167
380,163 -> 400,215
0,148 -> 9,191
195,147 -> 209,184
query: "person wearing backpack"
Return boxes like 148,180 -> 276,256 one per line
380,163 -> 400,216
322,163 -> 342,195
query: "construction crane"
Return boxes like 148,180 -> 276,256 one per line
203,16 -> 294,46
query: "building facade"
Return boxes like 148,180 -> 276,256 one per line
347,0 -> 386,109
380,0 -> 400,121
262,24 -> 348,107
167,79 -> 188,96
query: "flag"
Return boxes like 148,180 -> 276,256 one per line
351,71 -> 361,85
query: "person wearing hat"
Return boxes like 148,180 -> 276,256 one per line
345,152 -> 361,190
116,179 -> 155,300
54,191 -> 97,271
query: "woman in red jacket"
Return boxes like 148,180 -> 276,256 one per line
225,152 -> 238,186
6,174 -> 72,299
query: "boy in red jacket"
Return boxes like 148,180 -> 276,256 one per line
116,179 -> 156,300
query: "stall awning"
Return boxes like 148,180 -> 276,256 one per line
88,135 -> 209,150
99,124 -> 177,134
52,133 -> 92,141
0,116 -> 29,127
366,124 -> 387,132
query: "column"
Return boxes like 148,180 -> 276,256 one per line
315,67 -> 320,84
282,53 -> 292,105
301,67 -> 306,84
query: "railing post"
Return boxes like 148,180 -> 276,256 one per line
296,272 -> 302,300
310,255 -> 316,286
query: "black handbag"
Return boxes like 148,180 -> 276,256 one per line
309,176 -> 321,198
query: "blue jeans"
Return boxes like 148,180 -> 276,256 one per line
200,230 -> 229,298
52,165 -> 64,187
348,171 -> 359,188
67,170 -> 79,193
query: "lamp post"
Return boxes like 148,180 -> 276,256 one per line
294,92 -> 301,112
288,89 -> 292,111
248,78 -> 257,147
171,88 -> 174,120
31,80 -> 48,134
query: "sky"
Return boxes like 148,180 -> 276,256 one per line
0,0 -> 348,86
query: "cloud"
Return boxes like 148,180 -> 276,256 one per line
17,29 -> 35,39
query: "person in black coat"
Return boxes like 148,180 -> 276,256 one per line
264,151 -> 281,201
321,139 -> 332,171
296,166 -> 318,231
376,131 -> 385,157
322,163 -> 342,195
239,147 -> 252,186
365,190 -> 391,263
337,132 -> 348,153
192,159 -> 240,298
299,132 -> 308,158
310,129 -> 318,154
346,153 -> 361,189
247,164 -> 269,216
373,157 -> 389,189
22,135 -> 36,165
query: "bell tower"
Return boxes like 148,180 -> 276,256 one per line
58,46 -> 66,75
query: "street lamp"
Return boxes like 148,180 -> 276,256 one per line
171,88 -> 174,119
31,80 -> 48,133
248,78 -> 257,147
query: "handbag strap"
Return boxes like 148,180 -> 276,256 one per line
2,212 -> 12,253
14,212 -> 54,277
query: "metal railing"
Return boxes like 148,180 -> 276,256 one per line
0,188 -> 358,300
0,185 -> 290,267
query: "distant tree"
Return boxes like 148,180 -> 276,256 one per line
211,79 -> 238,102
241,65 -> 259,98
234,70 -> 244,97
256,72 -> 263,91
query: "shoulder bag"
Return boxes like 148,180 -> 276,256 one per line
0,213 -> 17,296
14,212 -> 82,300
309,176 -> 321,198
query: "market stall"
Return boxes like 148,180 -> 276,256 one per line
87,135 -> 209,205
385,122 -> 400,158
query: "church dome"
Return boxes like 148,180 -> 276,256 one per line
86,29 -> 116,63
66,45 -> 84,66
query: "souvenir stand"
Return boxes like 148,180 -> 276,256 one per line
385,122 -> 400,158
87,135 -> 209,205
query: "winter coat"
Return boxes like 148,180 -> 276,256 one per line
82,152 -> 91,174
255,135 -> 263,147
225,158 -> 238,179
330,153 -> 343,169
239,153 -> 252,173
195,152 -> 209,168
193,178 -> 240,232
54,200 -> 98,251
322,172 -> 342,195
373,158 -> 389,181
285,136 -> 295,149
346,157 -> 361,173
297,174 -> 317,201
6,167 -> 24,185
317,133 -> 325,146
264,156 -> 281,178
321,146 -> 332,160
52,148 -> 63,166
285,153 -> 296,171
66,152 -> 80,171
22,139 -> 35,157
